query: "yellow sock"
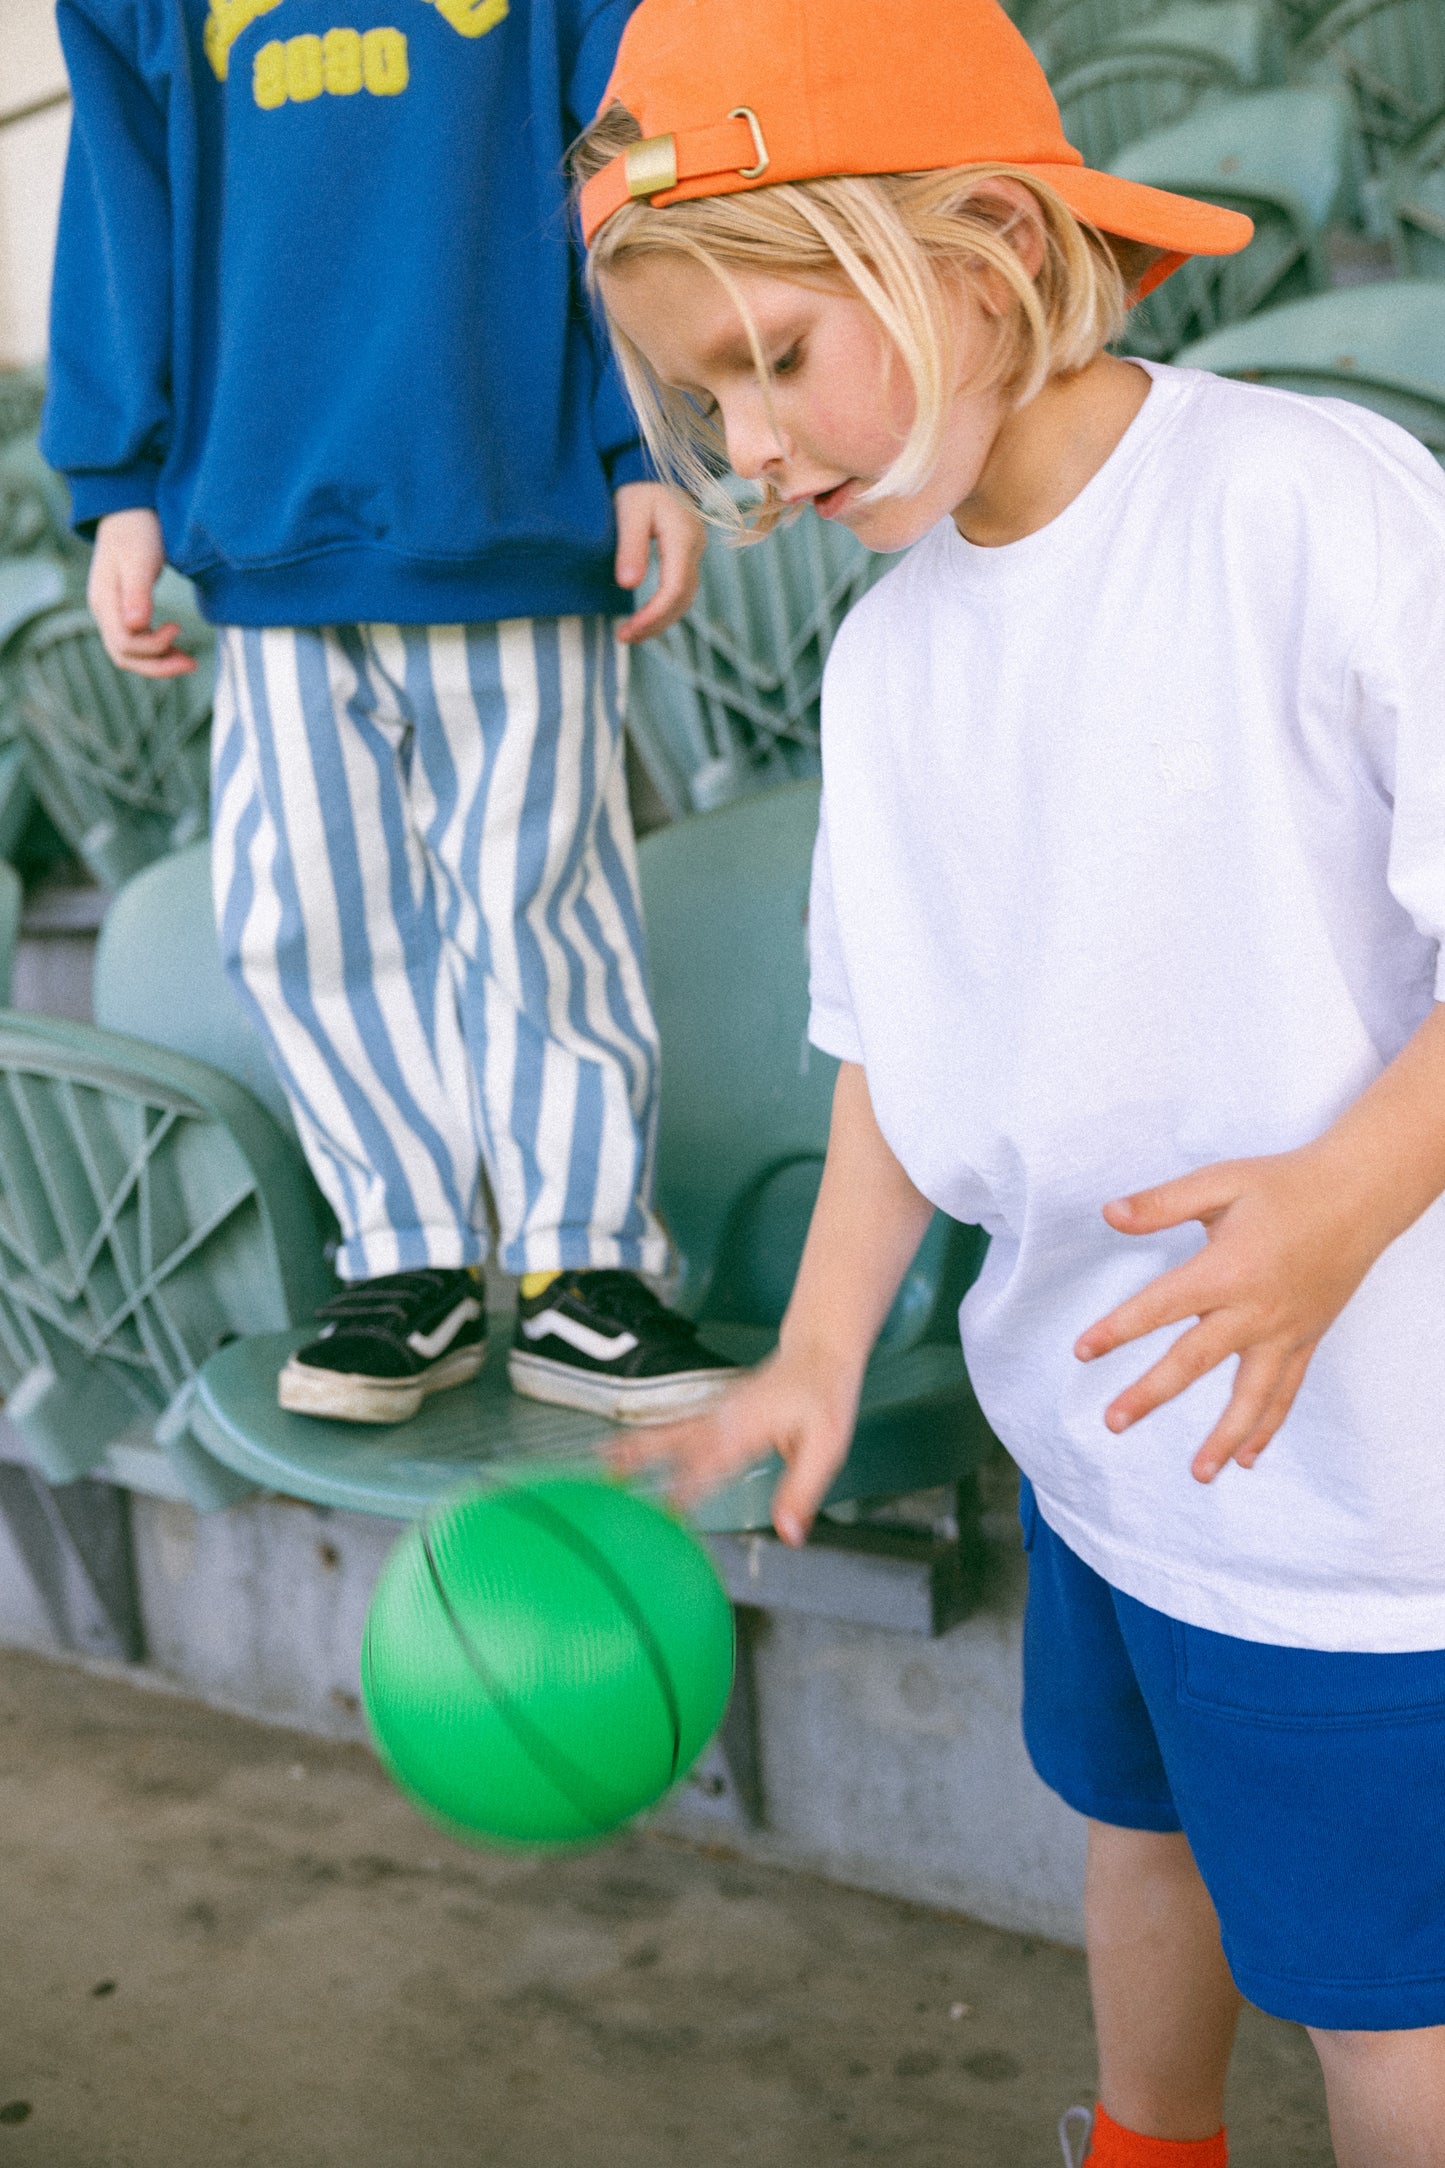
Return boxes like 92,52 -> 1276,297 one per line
519,1270 -> 561,1300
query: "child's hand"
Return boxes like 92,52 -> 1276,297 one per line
609,1342 -> 862,1547
612,482 -> 705,643
88,509 -> 197,679
1075,1146 -> 1387,1485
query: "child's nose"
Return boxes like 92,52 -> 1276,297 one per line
722,398 -> 787,484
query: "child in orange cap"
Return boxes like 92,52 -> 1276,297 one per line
578,0 -> 1445,2162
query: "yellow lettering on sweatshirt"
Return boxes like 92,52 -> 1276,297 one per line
322,25 -> 364,94
362,25 -> 410,91
252,38 -> 287,105
284,32 -> 325,100
252,26 -> 410,106
204,0 -> 283,81
421,0 -> 509,38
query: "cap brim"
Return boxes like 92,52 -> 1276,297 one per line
1027,161 -> 1254,280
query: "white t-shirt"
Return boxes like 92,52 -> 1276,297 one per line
808,361 -> 1445,1652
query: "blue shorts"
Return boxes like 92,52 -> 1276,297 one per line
1019,1479 -> 1445,2032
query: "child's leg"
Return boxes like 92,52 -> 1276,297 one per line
1308,2024 -> 1445,2168
211,625 -> 486,1280
1086,1822 -> 1241,2141
407,615 -> 667,1277
1020,1482 -> 1445,2164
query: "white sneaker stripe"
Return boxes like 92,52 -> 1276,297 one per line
520,1308 -> 639,1362
406,1296 -> 483,1361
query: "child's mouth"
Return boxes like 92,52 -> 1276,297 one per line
813,479 -> 859,520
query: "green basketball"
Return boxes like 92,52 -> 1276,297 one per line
361,1477 -> 735,1848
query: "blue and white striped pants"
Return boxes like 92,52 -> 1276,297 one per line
210,618 -> 667,1284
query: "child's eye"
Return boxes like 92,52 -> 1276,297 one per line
772,342 -> 803,378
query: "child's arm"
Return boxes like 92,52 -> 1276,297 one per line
613,1060 -> 936,1544
1076,1000 -> 1445,1483
88,511 -> 195,679
45,3 -> 189,676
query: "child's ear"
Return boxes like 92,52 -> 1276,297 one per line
973,176 -> 1048,284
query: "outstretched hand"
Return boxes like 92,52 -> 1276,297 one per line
612,481 -> 706,643
610,1343 -> 862,1547
1075,1146 -> 1385,1484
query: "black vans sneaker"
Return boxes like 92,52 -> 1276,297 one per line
508,1270 -> 736,1423
279,1268 -> 487,1424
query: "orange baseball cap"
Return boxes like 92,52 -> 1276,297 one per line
579,0 -> 1252,295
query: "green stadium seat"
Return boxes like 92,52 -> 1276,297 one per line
0,556 -> 69,654
1387,160 -> 1445,275
1299,0 -> 1445,163
0,748 -> 31,866
1052,46 -> 1244,171
90,788 -> 993,1525
0,367 -> 46,447
1109,0 -> 1286,83
0,1011 -> 334,1508
0,860 -> 20,1006
1279,0 -> 1350,38
626,504 -> 892,817
0,558 -> 77,864
0,438 -> 73,560
1174,279 -> 1445,459
1112,88 -> 1357,356
1028,0 -> 1168,81
1384,110 -> 1445,277
1400,103 -> 1445,166
13,580 -> 215,891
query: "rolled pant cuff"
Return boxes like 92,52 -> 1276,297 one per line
502,1234 -> 673,1280
334,1230 -> 489,1283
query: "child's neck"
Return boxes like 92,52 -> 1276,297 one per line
953,353 -> 1151,550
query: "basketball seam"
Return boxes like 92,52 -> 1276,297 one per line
494,1488 -> 686,1782
415,1521 -> 620,1835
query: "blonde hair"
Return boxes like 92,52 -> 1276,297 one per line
575,104 -> 1152,532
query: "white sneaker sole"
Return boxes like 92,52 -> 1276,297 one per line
278,1343 -> 486,1425
507,1351 -> 732,1425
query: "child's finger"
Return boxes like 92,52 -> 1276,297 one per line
111,623 -> 198,679
1100,1313 -> 1237,1432
1207,1344 -> 1313,1478
117,620 -> 183,656
618,586 -> 670,641
110,653 -> 199,680
607,1409 -> 717,1476
609,1390 -> 780,1511
118,563 -> 159,633
1102,1163 -> 1240,1236
1188,1344 -> 1297,1483
620,541 -> 698,640
1075,1253 -> 1211,1361
771,1429 -> 849,1547
612,489 -> 652,592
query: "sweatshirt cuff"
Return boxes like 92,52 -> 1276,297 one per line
66,463 -> 163,536
606,442 -> 657,492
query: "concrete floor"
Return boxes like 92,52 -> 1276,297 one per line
0,1648 -> 1333,2168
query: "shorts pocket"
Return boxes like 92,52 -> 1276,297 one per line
1173,1621 -> 1445,1729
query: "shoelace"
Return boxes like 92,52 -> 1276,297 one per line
1059,2105 -> 1093,2168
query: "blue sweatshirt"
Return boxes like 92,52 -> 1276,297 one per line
42,0 -> 648,625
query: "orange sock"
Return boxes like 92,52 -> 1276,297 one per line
1087,2104 -> 1227,2166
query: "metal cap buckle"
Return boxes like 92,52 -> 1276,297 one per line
624,135 -> 679,199
728,106 -> 769,180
